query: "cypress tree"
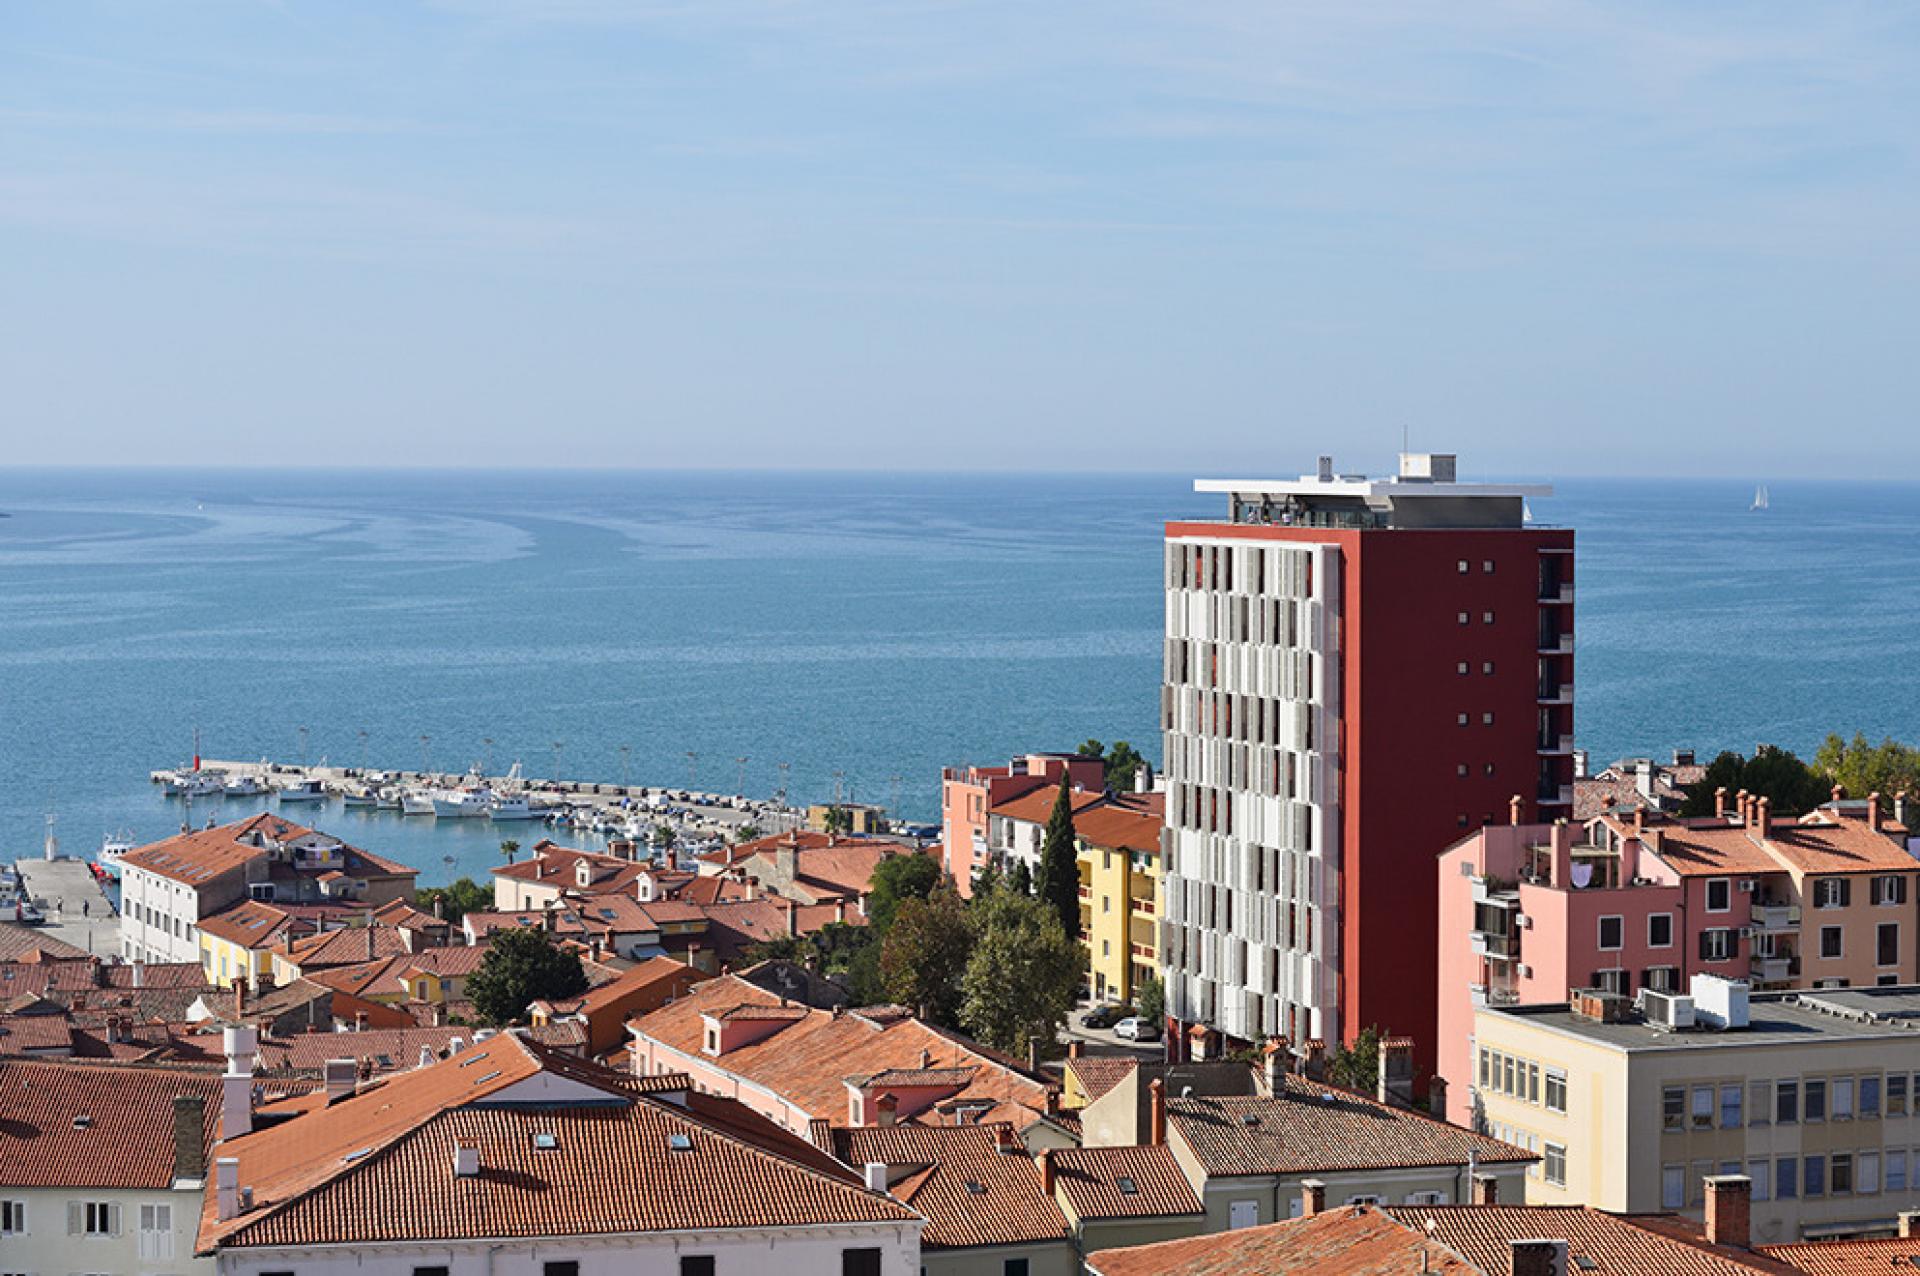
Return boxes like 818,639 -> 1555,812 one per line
1037,779 -> 1081,942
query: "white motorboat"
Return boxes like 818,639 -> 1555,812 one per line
488,793 -> 535,821
375,786 -> 404,810
183,771 -> 227,798
432,787 -> 492,818
96,830 -> 136,879
276,778 -> 328,803
338,783 -> 378,808
224,772 -> 270,798
400,787 -> 437,816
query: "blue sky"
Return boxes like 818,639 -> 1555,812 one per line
4,2 -> 1917,475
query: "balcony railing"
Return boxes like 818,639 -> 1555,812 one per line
1750,901 -> 1800,931
1751,955 -> 1798,983
1472,929 -> 1519,959
1538,581 -> 1575,604
1131,897 -> 1155,916
1537,682 -> 1574,705
1537,784 -> 1575,806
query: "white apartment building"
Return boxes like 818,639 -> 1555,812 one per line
0,1059 -> 220,1276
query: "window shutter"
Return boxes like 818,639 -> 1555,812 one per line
1698,930 -> 1711,960
108,1202 -> 122,1236
1841,879 -> 1852,906
68,1202 -> 82,1235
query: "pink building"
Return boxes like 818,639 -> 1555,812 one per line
940,752 -> 1104,895
1436,791 -> 1919,1128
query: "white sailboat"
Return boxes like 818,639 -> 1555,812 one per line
1751,484 -> 1770,512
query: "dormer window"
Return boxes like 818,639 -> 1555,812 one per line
704,1025 -> 720,1056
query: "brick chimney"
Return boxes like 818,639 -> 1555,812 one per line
1377,1036 -> 1415,1107
1736,789 -> 1750,824
172,1095 -> 207,1182
1704,1174 -> 1751,1249
1261,1036 -> 1289,1093
1299,1178 -> 1326,1218
1148,1077 -> 1166,1145
1510,1240 -> 1567,1276
1303,1038 -> 1326,1081
785,898 -> 798,938
1067,1040 -> 1083,1060
1755,796 -> 1771,834
1509,795 -> 1523,826
1714,786 -> 1729,819
1471,1172 -> 1498,1205
1038,1147 -> 1056,1194
1868,792 -> 1882,831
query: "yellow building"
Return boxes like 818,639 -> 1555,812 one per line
196,899 -> 300,988
1075,802 -> 1164,1005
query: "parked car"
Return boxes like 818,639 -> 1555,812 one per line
1083,1003 -> 1135,1030
1114,1016 -> 1159,1042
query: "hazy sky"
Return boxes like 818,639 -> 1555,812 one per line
5,3 -> 1917,475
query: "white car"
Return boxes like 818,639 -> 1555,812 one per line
1113,1016 -> 1159,1042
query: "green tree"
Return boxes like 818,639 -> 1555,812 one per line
1135,974 -> 1165,1026
1007,859 -> 1033,897
498,839 -> 521,865
1815,733 -> 1920,801
959,890 -> 1081,1056
416,877 -> 492,925
733,824 -> 764,844
649,823 -> 676,850
1325,1025 -> 1383,1091
867,852 -> 942,933
467,926 -> 590,1026
1077,739 -> 1106,761
1103,741 -> 1146,794
879,889 -> 975,1024
822,805 -> 854,835
971,857 -> 1003,898
1680,745 -> 1833,817
1036,780 -> 1082,941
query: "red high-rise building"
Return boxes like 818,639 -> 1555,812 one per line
1159,453 -> 1573,1078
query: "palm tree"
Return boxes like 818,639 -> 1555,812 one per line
500,838 -> 521,865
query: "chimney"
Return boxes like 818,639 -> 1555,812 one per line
1868,791 -> 1882,830
1148,1078 -> 1167,1145
1377,1036 -> 1415,1107
785,898 -> 798,938
221,1026 -> 258,1139
1039,1147 -> 1056,1194
1299,1178 -> 1326,1217
1704,1174 -> 1751,1249
1736,790 -> 1750,824
233,977 -> 246,1023
864,1161 -> 888,1193
1899,1210 -> 1920,1238
172,1095 -> 208,1182
453,1138 -> 480,1178
1471,1172 -> 1499,1205
1631,805 -> 1645,838
1897,792 -> 1913,830
1509,1240 -> 1567,1276
132,959 -> 145,989
1427,1075 -> 1448,1121
214,1156 -> 241,1221
1832,784 -> 1846,805
1714,787 -> 1729,819
1549,821 -> 1573,888
835,898 -> 847,924
324,1058 -> 357,1104
418,1045 -> 435,1069
355,1009 -> 368,1033
432,893 -> 445,919
1261,1037 -> 1288,1092
1303,1038 -> 1326,1081
1067,1040 -> 1084,1060
1027,1037 -> 1041,1072
1634,760 -> 1656,801
874,1092 -> 897,1126
1755,796 -> 1771,833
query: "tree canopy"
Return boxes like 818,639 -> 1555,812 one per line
866,851 -> 943,933
959,889 -> 1081,1056
879,888 -> 974,1025
1006,859 -> 1033,897
1077,739 -> 1147,793
1680,745 -> 1832,817
1815,733 -> 1920,802
1036,780 -> 1082,941
415,877 -> 491,925
467,926 -> 590,1026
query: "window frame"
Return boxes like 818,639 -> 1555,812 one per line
1647,913 -> 1674,949
1597,915 -> 1625,952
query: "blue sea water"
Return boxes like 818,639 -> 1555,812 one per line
1,469 -> 1916,885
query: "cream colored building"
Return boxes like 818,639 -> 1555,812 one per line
1472,979 -> 1920,1243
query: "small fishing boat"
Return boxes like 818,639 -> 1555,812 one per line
276,778 -> 328,803
1751,484 -> 1770,512
96,830 -> 137,879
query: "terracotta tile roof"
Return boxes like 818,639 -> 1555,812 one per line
990,785 -> 1109,826
1073,804 -> 1162,855
282,925 -> 413,969
676,875 -> 753,905
203,1034 -> 918,1251
465,910 -> 587,938
370,899 -> 446,932
258,1026 -> 476,1073
570,892 -> 661,933
492,843 -> 651,894
630,975 -> 1056,1128
1050,1144 -> 1203,1220
120,814 -> 414,888
1066,1054 -> 1138,1104
108,962 -> 213,989
0,923 -> 92,962
717,1003 -> 812,1022
570,955 -> 706,1017
1380,1204 -> 1794,1275
1168,1074 -> 1534,1178
0,1012 -> 76,1053
1763,1237 -> 1920,1273
198,899 -> 300,948
832,1122 -> 1069,1249
1634,812 -> 1919,878
1634,822 -> 1787,877
851,1066 -> 977,1089
699,898 -> 865,961
1087,1206 -> 1470,1276
0,1058 -> 222,1188
398,945 -> 490,979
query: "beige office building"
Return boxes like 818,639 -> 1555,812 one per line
1472,980 -> 1920,1243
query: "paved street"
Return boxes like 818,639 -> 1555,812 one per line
12,857 -> 119,958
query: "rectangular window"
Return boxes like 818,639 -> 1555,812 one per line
1706,879 -> 1731,912
1749,1080 -> 1771,1126
1544,1142 -> 1567,1187
77,1202 -> 118,1237
1720,1084 -> 1743,1129
1859,1151 -> 1881,1195
1880,923 -> 1900,967
1004,1261 -> 1031,1276
545,1263 -> 580,1276
0,1201 -> 22,1235
1777,1079 -> 1799,1125
1545,1069 -> 1567,1114
1700,928 -> 1734,962
1834,1077 -> 1855,1120
1806,1155 -> 1827,1197
1862,1074 -> 1881,1117
1663,1085 -> 1686,1131
1875,875 -> 1908,905
1822,926 -> 1844,959
1748,1159 -> 1771,1202
414,1268 -> 451,1276
137,1204 -> 173,1261
1598,916 -> 1624,950
1816,877 -> 1852,909
1691,1086 -> 1714,1129
1891,1074 -> 1909,1116
1777,1156 -> 1798,1200
1479,1048 -> 1491,1089
1890,1149 -> 1909,1193
1832,1153 -> 1854,1195
1648,914 -> 1673,948
1806,1079 -> 1827,1122
1661,1164 -> 1685,1209
681,1259 -> 716,1276
1528,1062 -> 1541,1105
842,1252 -> 883,1276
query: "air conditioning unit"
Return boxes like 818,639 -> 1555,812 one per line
1738,926 -> 1757,939
1517,914 -> 1533,930
1518,964 -> 1534,979
1643,989 -> 1696,1031
1739,879 -> 1756,893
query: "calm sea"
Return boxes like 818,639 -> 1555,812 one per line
2,469 -> 1915,884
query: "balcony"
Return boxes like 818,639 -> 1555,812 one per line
1470,982 -> 1521,1008
1471,929 -> 1519,960
1131,897 -> 1155,916
1536,682 -> 1574,706
1750,901 -> 1800,931
1536,631 -> 1574,656
1537,784 -> 1575,807
1751,954 -> 1797,983
1537,582 -> 1575,605
1078,885 -> 1092,899
1537,733 -> 1574,755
